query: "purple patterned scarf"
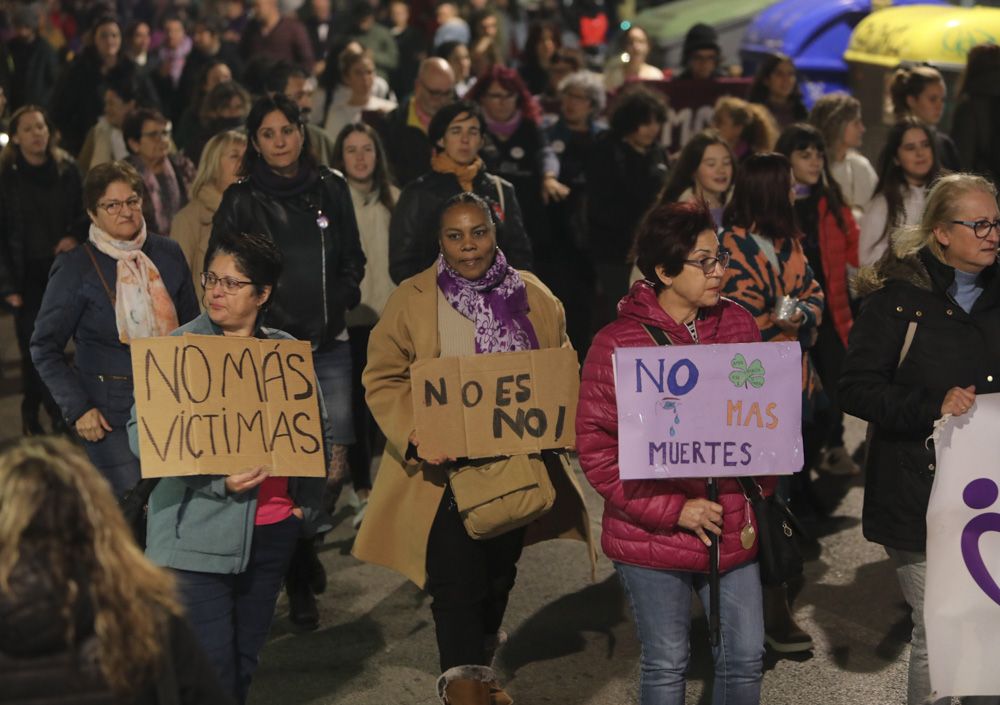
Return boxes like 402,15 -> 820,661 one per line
436,248 -> 540,353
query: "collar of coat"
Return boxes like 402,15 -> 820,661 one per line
855,246 -> 999,301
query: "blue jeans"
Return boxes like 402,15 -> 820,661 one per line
615,560 -> 765,705
175,516 -> 301,705
312,341 -> 355,445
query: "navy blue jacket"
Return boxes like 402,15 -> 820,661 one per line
29,233 -> 199,425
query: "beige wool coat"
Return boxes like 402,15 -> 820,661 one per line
171,184 -> 223,310
353,264 -> 596,588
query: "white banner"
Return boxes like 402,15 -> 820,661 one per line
927,393 -> 1000,698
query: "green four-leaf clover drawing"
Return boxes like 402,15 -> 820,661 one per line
730,353 -> 766,389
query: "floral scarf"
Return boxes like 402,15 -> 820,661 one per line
129,154 -> 181,235
88,222 -> 179,344
431,152 -> 484,192
436,248 -> 539,353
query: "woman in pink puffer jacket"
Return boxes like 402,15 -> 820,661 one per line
576,201 -> 775,705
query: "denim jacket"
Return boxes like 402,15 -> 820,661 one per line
128,312 -> 333,575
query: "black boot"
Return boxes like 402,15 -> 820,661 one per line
285,539 -> 321,631
763,583 -> 813,653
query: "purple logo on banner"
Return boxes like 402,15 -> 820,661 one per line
960,478 -> 1000,607
613,342 -> 803,480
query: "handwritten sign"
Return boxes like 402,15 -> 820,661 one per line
614,342 -> 803,480
130,334 -> 326,478
410,348 -> 579,459
643,78 -> 751,153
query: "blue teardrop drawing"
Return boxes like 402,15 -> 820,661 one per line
674,415 -> 680,424
669,426 -> 676,437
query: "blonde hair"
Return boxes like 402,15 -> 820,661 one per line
190,129 -> 247,199
712,95 -> 779,154
893,173 -> 998,261
0,437 -> 182,695
808,92 -> 861,154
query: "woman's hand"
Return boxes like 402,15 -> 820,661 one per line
542,175 -> 570,204
75,407 -> 112,442
678,498 -> 724,547
225,466 -> 270,494
408,430 -> 455,466
769,307 -> 804,334
292,507 -> 305,519
942,385 -> 976,416
4,293 -> 23,308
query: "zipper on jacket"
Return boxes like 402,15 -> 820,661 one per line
316,208 -> 329,330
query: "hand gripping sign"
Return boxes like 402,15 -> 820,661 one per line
927,393 -> 1000,699
613,342 -> 803,480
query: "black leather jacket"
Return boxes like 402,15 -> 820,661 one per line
211,167 -> 365,350
388,166 -> 533,284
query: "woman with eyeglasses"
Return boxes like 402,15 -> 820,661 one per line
840,173 -> 1000,705
577,200 -> 774,705
29,160 -> 199,495
720,153 -> 824,654
128,230 -> 332,705
211,92 -> 364,631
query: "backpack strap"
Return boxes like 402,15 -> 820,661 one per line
641,323 -> 672,346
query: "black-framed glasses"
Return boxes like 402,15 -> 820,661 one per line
201,271 -> 256,293
683,250 -> 731,275
97,196 -> 142,215
419,81 -> 454,99
952,219 -> 1000,239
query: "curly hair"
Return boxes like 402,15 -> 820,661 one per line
0,437 -> 182,696
466,64 -> 542,125
808,92 -> 862,154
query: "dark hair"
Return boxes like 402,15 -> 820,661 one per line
265,62 -> 309,94
609,84 -> 668,138
0,105 -> 64,172
193,15 -> 225,36
332,122 -> 397,212
871,118 -> 941,246
122,108 -> 167,150
521,20 -> 562,71
723,152 -> 797,240
634,201 -> 717,289
83,161 -> 145,214
161,13 -> 185,31
204,231 -> 283,308
241,93 -> 315,177
890,65 -> 944,119
434,40 -> 466,63
199,80 -> 249,126
103,69 -> 142,104
958,44 -> 1000,98
465,65 -> 542,125
774,123 -> 850,231
187,59 -> 230,117
437,191 -> 496,234
659,129 -> 734,205
428,100 -> 485,153
747,53 -> 807,121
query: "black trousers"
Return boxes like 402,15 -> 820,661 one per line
809,315 -> 846,448
13,258 -> 61,427
425,486 -> 526,672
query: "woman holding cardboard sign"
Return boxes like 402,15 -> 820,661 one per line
30,160 -> 199,496
355,192 -> 593,705
578,200 -> 774,705
128,230 -> 331,705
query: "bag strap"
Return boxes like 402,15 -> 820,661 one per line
897,320 -> 917,368
641,323 -> 672,346
491,174 -> 505,214
84,243 -> 116,307
736,476 -> 762,500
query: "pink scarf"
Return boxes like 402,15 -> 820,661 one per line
88,222 -> 179,344
133,155 -> 181,235
484,110 -> 523,140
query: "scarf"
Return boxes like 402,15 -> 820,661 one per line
88,222 -> 179,344
436,248 -> 539,353
484,109 -> 522,140
158,35 -> 192,85
431,152 -> 484,192
130,154 -> 181,235
251,158 -> 319,199
408,96 -> 431,133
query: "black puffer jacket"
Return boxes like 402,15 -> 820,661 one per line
388,165 -> 534,284
839,248 -> 1000,552
0,555 -> 232,705
211,167 -> 365,350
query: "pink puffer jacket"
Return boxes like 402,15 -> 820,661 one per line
576,281 -> 778,573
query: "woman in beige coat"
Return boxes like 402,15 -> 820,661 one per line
354,193 -> 594,705
170,130 -> 246,306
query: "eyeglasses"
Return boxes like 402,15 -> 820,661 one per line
483,92 -> 517,102
420,81 -> 454,100
142,127 -> 172,140
683,250 -> 731,275
97,196 -> 142,215
951,219 -> 1000,239
201,271 -> 256,293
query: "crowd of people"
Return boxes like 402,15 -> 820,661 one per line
2,1 -> 1000,704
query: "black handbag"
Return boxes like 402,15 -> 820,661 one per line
119,478 -> 160,548
737,477 -> 804,586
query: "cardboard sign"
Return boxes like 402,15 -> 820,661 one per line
130,334 -> 326,478
644,78 -> 752,153
614,342 -> 803,480
411,347 -> 579,459
927,393 -> 1000,698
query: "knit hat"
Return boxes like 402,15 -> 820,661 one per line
682,23 -> 721,65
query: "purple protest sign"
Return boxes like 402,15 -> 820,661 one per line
613,342 -> 803,480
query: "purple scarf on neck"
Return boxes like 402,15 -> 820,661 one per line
436,248 -> 539,353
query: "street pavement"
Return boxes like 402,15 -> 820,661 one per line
0,311 -> 911,705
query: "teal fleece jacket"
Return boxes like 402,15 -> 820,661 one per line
127,313 -> 333,574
